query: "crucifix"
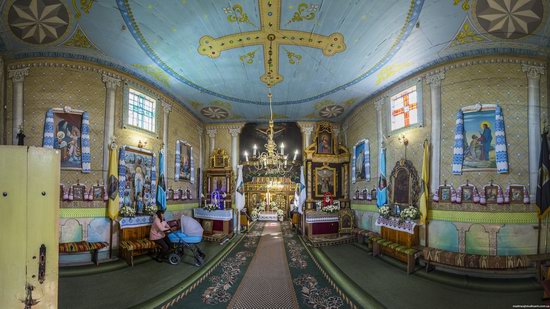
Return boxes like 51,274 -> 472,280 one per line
198,0 -> 346,87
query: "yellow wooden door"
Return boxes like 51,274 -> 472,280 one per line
0,146 -> 28,308
0,146 -> 59,308
26,147 -> 60,308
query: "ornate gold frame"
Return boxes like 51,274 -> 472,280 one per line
314,165 -> 337,198
210,148 -> 229,168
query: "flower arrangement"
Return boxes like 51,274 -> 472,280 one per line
258,201 -> 266,211
378,205 -> 391,219
143,204 -> 157,215
203,203 -> 219,212
120,205 -> 136,217
400,206 -> 420,221
251,208 -> 259,220
322,204 -> 340,213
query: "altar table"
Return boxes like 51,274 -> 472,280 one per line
258,211 -> 278,221
193,208 -> 233,236
305,210 -> 339,238
375,216 -> 419,263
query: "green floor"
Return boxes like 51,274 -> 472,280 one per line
321,244 -> 543,309
58,241 -> 225,309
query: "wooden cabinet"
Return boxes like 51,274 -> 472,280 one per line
0,146 -> 60,308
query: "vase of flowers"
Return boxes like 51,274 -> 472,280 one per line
251,208 -> 259,221
143,204 -> 157,215
400,206 -> 420,221
120,205 -> 136,217
378,205 -> 391,219
203,203 -> 218,212
277,209 -> 284,221
322,204 -> 339,213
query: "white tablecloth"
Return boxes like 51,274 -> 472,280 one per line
375,216 -> 418,235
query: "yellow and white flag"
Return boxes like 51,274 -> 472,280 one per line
107,146 -> 119,220
419,140 -> 430,225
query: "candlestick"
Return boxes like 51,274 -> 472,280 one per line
280,142 -> 285,155
253,144 -> 257,156
293,150 -> 298,161
244,151 -> 249,162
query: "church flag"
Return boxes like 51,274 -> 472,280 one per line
299,166 -> 306,214
419,140 -> 430,225
537,131 -> 550,218
156,150 -> 167,211
235,165 -> 245,211
107,145 -> 119,220
376,148 -> 388,208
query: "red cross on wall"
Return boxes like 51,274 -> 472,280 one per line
392,93 -> 417,127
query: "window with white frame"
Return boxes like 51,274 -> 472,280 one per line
127,88 -> 156,132
390,85 -> 418,131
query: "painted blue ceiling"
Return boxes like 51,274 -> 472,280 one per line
1,0 -> 549,122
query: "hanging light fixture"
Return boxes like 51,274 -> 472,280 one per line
243,90 -> 299,174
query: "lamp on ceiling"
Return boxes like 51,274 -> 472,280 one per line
243,90 -> 300,174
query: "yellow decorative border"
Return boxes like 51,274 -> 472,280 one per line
428,210 -> 537,224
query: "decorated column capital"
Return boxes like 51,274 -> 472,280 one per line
425,71 -> 445,87
8,67 -> 29,83
196,126 -> 204,136
228,128 -> 241,137
374,97 -> 385,111
161,100 -> 172,114
102,74 -> 121,90
206,128 -> 217,139
522,64 -> 545,80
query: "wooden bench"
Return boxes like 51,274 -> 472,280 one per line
59,241 -> 109,266
371,235 -> 421,274
119,225 -> 158,266
423,247 -> 529,271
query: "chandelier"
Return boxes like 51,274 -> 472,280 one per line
243,91 -> 299,173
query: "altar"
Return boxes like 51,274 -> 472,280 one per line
193,208 -> 233,236
257,211 -> 278,221
305,210 -> 339,238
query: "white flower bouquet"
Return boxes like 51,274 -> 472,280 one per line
379,205 -> 391,219
203,203 -> 219,212
143,204 -> 157,215
322,204 -> 339,213
251,208 -> 258,220
120,205 -> 136,217
400,206 -> 420,221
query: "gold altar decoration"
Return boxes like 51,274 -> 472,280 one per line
244,177 -> 297,217
203,148 -> 233,205
210,148 -> 230,168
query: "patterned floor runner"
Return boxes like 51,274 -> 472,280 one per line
281,222 -> 351,309
170,222 -> 265,308
228,222 -> 299,308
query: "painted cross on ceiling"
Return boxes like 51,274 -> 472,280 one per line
198,0 -> 346,87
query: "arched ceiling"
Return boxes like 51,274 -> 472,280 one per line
1,0 -> 549,122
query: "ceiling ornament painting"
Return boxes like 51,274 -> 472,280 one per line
201,106 -> 229,120
475,0 -> 543,39
319,105 -> 344,119
8,0 -> 69,45
198,0 -> 346,87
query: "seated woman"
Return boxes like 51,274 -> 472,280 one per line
149,210 -> 175,260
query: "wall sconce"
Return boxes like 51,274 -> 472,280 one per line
137,140 -> 148,149
398,134 -> 408,146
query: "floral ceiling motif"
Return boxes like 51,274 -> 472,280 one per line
8,0 -> 69,45
475,0 -> 543,39
200,106 -> 230,120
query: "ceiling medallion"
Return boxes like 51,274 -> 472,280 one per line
319,105 -> 344,119
200,106 -> 229,120
475,0 -> 543,39
8,0 -> 70,45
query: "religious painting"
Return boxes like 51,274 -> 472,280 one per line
510,186 -> 525,204
484,185 -> 499,203
439,186 -> 452,203
177,141 -> 193,181
202,220 -> 213,235
463,107 -> 497,171
167,188 -> 174,200
92,186 -> 104,201
393,169 -> 410,204
352,139 -> 370,183
72,185 -> 85,201
314,167 -> 336,197
461,186 -> 474,203
211,176 -> 227,193
53,111 -> 83,169
317,132 -> 332,154
122,147 -> 154,215
390,85 -> 418,132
